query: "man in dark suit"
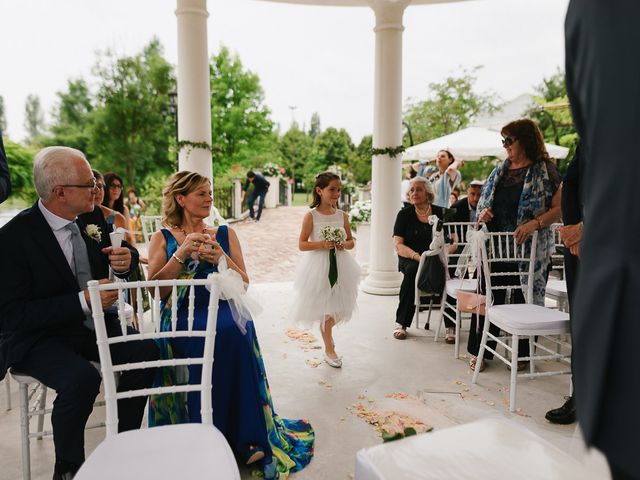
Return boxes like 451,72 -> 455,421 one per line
450,180 -> 482,224
0,130 -> 10,203
0,146 -> 158,479
545,145 -> 583,425
566,3 -> 639,478
241,170 -> 270,222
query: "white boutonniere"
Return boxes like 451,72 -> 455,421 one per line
85,224 -> 102,242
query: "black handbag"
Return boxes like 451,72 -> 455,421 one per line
417,253 -> 446,294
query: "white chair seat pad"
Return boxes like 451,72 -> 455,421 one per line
546,279 -> 568,297
487,304 -> 570,332
445,279 -> 478,297
76,424 -> 240,480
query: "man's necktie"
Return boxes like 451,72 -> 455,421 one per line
66,221 -> 95,330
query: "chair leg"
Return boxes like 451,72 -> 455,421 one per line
454,309 -> 461,359
19,383 -> 31,480
529,336 -> 535,375
510,335 -> 519,413
35,385 -> 47,440
472,324 -> 490,385
415,305 -> 420,329
4,376 -> 11,411
425,298 -> 433,330
434,299 -> 446,342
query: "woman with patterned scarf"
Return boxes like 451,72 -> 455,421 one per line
467,119 -> 562,372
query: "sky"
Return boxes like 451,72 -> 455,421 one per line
0,0 -> 570,144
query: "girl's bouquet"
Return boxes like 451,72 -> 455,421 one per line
320,226 -> 347,287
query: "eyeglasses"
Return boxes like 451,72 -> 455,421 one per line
59,179 -> 98,190
109,184 -> 123,190
95,184 -> 105,190
502,136 -> 517,147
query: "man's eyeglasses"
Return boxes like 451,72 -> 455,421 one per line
502,136 -> 517,147
59,179 -> 98,190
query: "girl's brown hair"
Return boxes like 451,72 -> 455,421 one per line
310,172 -> 341,208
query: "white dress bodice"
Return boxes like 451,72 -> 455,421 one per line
310,208 -> 346,242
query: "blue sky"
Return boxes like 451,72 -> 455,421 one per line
0,0 -> 569,143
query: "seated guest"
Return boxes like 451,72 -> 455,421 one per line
147,171 -> 314,478
93,170 -> 128,233
450,180 -> 483,224
102,172 -> 135,245
393,176 -> 452,339
0,146 -> 158,479
448,186 -> 461,207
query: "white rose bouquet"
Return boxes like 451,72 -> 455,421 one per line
349,200 -> 372,229
319,226 -> 347,287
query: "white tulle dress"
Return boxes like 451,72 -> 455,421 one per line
290,208 -> 361,328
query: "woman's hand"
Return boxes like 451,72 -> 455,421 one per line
477,208 -> 494,224
513,220 -> 538,245
322,240 -> 336,250
176,232 -> 210,260
335,241 -> 345,251
196,239 -> 225,264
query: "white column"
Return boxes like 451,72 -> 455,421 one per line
361,0 -> 408,295
175,0 -> 212,182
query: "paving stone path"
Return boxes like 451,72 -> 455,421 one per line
232,206 -> 308,283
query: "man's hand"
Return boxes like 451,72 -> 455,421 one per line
102,246 -> 132,273
559,223 -> 583,248
83,279 -> 118,310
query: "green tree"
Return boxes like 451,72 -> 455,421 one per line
308,112 -> 321,139
0,96 -> 6,132
24,94 -> 46,144
3,138 -> 37,202
403,67 -> 497,144
312,127 -> 354,170
90,38 -> 175,186
48,79 -> 94,153
210,46 -> 276,172
349,135 -> 372,185
279,125 -> 313,192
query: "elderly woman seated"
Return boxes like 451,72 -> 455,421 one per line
392,176 -> 454,340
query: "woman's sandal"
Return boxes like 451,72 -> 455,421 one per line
393,328 -> 407,340
245,446 -> 265,465
469,356 -> 486,372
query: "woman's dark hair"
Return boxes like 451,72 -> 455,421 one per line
501,119 -> 550,163
310,172 -> 341,208
103,172 -> 125,214
92,169 -> 103,182
438,149 -> 456,166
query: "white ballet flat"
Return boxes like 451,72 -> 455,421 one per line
325,354 -> 342,368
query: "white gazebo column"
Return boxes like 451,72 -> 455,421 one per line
175,0 -> 212,181
361,0 -> 408,295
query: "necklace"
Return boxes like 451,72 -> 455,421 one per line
177,225 -> 208,236
415,205 -> 431,216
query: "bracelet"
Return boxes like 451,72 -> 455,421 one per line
171,253 -> 185,265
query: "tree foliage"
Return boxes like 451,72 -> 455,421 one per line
90,38 -> 174,187
403,67 -> 497,145
210,46 -> 276,172
279,125 -> 313,191
24,94 -> 46,144
308,112 -> 321,139
48,79 -> 94,153
3,138 -> 37,202
0,96 -> 6,132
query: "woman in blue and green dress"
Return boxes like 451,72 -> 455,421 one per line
146,171 -> 314,478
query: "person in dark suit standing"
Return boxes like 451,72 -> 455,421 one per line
0,130 -> 11,204
0,146 -> 158,479
241,170 -> 270,223
566,3 -> 640,478
544,145 -> 583,425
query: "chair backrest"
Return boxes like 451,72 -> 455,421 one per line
442,222 -> 477,274
140,215 -> 163,249
549,223 -> 564,279
480,231 -> 538,304
87,275 -> 220,437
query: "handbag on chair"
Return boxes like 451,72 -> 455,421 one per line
456,290 -> 487,316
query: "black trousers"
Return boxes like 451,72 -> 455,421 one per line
13,322 -> 159,467
466,261 -> 531,360
248,190 -> 267,220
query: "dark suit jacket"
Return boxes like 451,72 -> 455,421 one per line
566,1 -> 640,474
561,145 -> 583,226
450,197 -> 472,223
0,132 -> 10,204
0,204 -> 139,380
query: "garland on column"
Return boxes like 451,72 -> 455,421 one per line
370,146 -> 406,158
176,140 -> 220,159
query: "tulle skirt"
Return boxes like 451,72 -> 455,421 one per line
290,249 -> 361,328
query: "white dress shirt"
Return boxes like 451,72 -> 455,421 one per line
38,200 -> 91,314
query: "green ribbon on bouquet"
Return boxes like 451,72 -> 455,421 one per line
328,249 -> 338,287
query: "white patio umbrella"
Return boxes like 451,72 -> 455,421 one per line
402,126 -> 569,162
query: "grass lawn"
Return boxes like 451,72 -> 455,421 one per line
292,191 -> 311,207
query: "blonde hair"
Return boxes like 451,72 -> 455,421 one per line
162,171 -> 211,227
407,176 -> 435,204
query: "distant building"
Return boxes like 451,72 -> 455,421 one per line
472,94 -> 536,131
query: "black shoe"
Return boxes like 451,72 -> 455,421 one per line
53,460 -> 80,480
545,396 -> 576,424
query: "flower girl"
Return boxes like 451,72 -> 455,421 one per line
291,172 -> 361,368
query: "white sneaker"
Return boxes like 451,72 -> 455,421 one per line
324,354 -> 342,368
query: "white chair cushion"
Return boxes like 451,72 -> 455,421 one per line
76,424 -> 240,480
546,279 -> 568,297
355,418 -> 604,480
487,304 -> 570,333
445,279 -> 478,297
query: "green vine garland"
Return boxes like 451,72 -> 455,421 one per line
176,140 -> 220,158
370,145 -> 406,158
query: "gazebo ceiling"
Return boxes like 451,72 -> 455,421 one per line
259,0 -> 472,6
